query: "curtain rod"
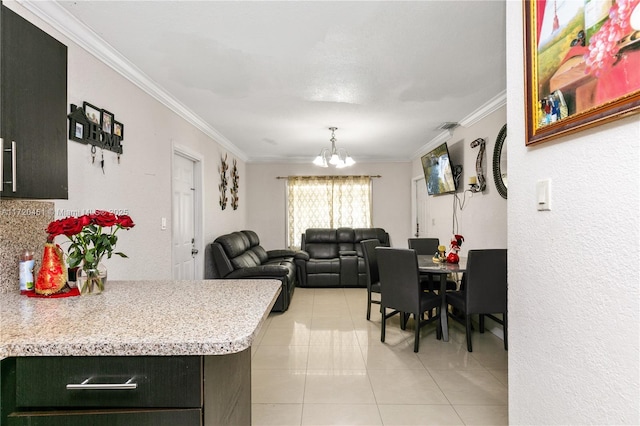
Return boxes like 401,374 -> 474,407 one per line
276,175 -> 381,179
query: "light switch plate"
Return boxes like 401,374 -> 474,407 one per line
537,179 -> 551,211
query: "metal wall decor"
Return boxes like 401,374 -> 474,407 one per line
68,103 -> 124,163
230,159 -> 239,210
493,124 -> 507,199
219,154 -> 228,210
469,138 -> 486,193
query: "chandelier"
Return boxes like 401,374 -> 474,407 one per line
312,127 -> 355,168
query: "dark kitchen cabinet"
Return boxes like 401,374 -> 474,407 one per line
1,350 -> 252,425
1,5 -> 68,199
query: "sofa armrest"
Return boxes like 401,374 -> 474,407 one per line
267,248 -> 297,259
339,250 -> 357,256
226,265 -> 289,279
294,251 -> 310,261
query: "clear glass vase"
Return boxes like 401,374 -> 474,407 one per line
77,262 -> 107,295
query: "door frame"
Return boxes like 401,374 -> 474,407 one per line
411,175 -> 425,239
171,143 -> 204,279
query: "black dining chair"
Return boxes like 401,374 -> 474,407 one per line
376,247 -> 441,352
445,249 -> 507,352
361,238 -> 382,321
408,238 -> 457,292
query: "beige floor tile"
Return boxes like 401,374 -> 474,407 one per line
310,316 -> 355,329
269,313 -> 313,329
252,370 -> 307,403
309,328 -> 360,346
252,345 -> 309,370
261,325 -> 312,346
453,404 -> 509,425
301,403 -> 383,425
368,369 -> 450,405
417,345 -> 486,371
429,370 -> 508,405
303,370 -> 376,404
252,403 -> 303,425
487,369 -> 508,387
252,288 -> 508,422
378,404 -> 465,425
307,345 -> 367,370
360,345 -> 426,370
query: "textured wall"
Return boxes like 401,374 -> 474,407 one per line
507,1 -> 640,424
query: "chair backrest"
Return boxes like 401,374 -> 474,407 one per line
361,239 -> 381,287
408,238 -> 440,255
465,249 -> 507,314
376,247 -> 422,313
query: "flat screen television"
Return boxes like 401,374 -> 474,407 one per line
421,142 -> 457,195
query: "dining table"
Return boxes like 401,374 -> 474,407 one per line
417,255 -> 467,342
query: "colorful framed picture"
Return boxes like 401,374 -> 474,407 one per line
101,110 -> 113,134
113,121 -> 124,138
83,102 -> 101,126
524,0 -> 640,146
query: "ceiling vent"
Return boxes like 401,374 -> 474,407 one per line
435,122 -> 460,131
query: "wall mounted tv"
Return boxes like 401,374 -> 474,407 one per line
421,142 -> 457,195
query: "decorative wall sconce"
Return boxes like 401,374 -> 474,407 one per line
469,137 -> 486,193
230,159 -> 239,210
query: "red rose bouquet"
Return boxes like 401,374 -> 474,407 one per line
45,210 -> 135,294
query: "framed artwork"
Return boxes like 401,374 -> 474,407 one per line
83,102 -> 101,126
524,0 -> 640,146
74,122 -> 84,139
101,110 -> 113,134
113,121 -> 124,138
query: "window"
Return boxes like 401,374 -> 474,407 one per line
287,176 -> 372,248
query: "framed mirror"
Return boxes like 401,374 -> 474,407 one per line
493,124 -> 507,199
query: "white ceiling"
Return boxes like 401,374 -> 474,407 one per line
33,0 -> 506,163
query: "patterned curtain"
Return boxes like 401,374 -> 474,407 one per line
287,176 -> 372,249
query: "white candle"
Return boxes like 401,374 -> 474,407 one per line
468,176 -> 477,185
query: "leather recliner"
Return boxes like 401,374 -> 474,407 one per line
295,227 -> 390,288
204,230 -> 300,312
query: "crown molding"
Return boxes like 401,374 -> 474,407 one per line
17,0 -> 248,162
411,89 -> 507,160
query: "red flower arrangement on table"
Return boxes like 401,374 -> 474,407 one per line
38,210 -> 135,295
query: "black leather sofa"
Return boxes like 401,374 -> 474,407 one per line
295,228 -> 390,287
204,230 -> 299,312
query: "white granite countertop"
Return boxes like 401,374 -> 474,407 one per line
0,279 -> 281,359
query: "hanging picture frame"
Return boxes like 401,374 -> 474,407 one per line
523,0 -> 640,146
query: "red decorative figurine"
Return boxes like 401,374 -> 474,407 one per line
446,234 -> 464,264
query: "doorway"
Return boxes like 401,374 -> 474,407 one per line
172,147 -> 203,279
411,176 -> 429,238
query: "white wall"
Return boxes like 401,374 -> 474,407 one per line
7,2 -> 247,281
246,162 -> 412,250
507,2 -> 640,425
411,106 -> 508,256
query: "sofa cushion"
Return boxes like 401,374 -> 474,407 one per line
304,229 -> 339,259
215,231 -> 250,258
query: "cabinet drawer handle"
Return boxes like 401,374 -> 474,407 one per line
0,139 -> 17,192
66,377 -> 138,390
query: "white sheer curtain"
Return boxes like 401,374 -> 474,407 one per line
287,176 -> 372,249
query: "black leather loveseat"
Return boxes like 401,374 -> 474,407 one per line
295,227 -> 390,288
204,230 -> 299,312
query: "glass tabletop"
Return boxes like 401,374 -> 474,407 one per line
417,255 -> 467,273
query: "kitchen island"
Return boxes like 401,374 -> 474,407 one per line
0,279 -> 281,425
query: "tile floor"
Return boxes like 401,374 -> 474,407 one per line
251,287 -> 508,425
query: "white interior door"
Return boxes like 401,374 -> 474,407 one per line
172,153 -> 196,279
412,176 -> 429,237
